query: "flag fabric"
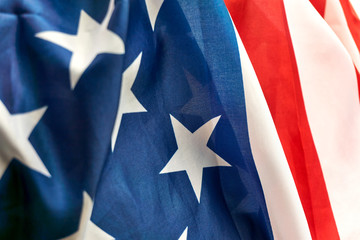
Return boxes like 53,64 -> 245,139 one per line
225,0 -> 360,239
0,0 -> 272,239
0,0 -> 360,240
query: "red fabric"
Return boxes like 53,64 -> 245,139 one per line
309,0 -> 327,17
356,68 -> 360,102
224,0 -> 339,239
340,0 -> 360,50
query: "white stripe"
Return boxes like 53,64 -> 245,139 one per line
324,0 -> 360,72
283,0 -> 360,238
231,21 -> 311,240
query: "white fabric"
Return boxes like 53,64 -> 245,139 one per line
324,0 -> 360,72
283,0 -> 360,238
0,101 -> 49,178
231,22 -> 311,240
60,192 -> 114,240
145,0 -> 164,30
349,0 -> 360,19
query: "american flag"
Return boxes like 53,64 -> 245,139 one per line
0,0 -> 359,239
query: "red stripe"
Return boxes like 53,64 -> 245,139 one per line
339,0 -> 360,50
356,68 -> 360,102
224,0 -> 339,239
309,0 -> 327,17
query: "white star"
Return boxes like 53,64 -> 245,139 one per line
145,0 -> 164,30
61,191 -> 114,240
160,115 -> 231,203
178,227 -> 188,240
36,0 -> 125,89
0,101 -> 49,179
111,52 -> 147,152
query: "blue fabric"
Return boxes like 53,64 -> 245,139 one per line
0,0 -> 273,239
